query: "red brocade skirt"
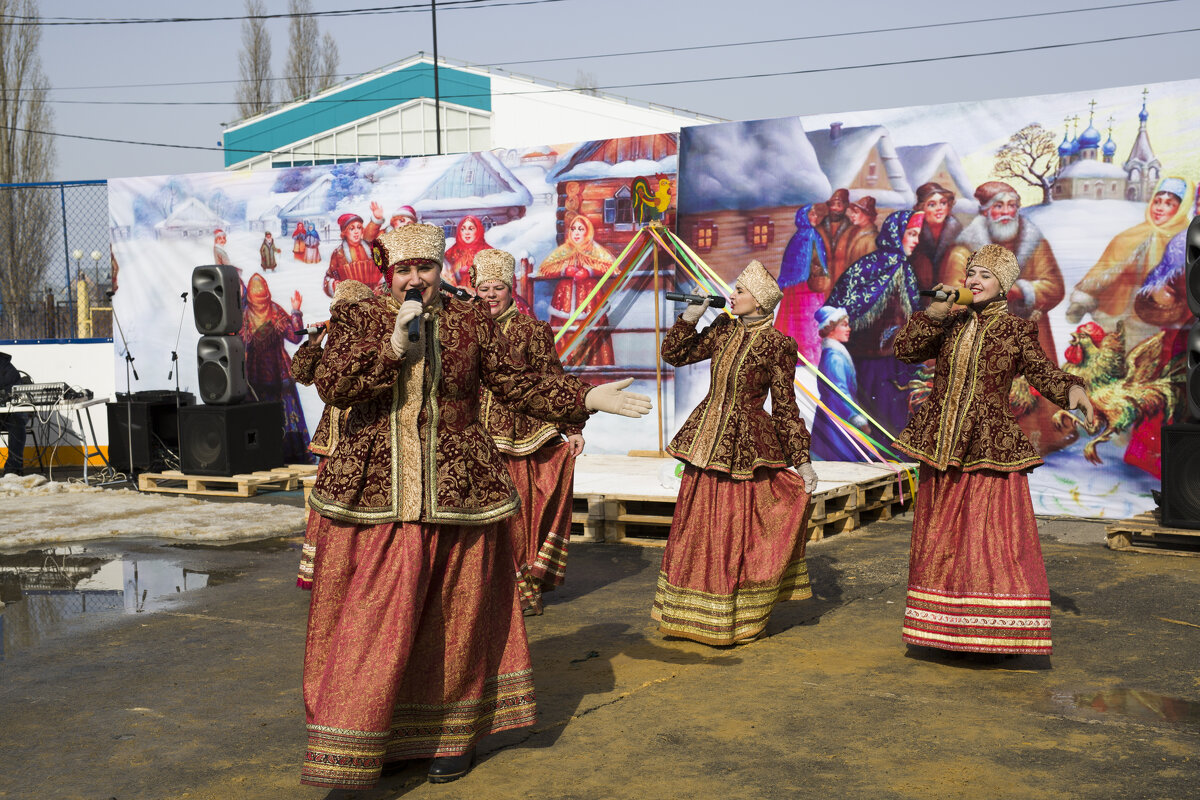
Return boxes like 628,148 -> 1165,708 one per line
652,464 -> 812,646
903,466 -> 1052,655
502,440 -> 575,606
300,514 -> 536,790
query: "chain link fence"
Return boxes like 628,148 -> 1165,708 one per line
0,180 -> 111,342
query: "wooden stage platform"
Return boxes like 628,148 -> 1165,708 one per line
570,454 -> 917,545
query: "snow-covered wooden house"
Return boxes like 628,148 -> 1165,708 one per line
414,151 -> 533,237
806,123 -> 914,211
153,198 -> 225,240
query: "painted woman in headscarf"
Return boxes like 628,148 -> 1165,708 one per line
444,216 -> 492,291
1067,176 -> 1191,347
292,221 -> 307,261
239,273 -> 311,464
808,305 -> 870,462
775,203 -> 828,365
826,210 -> 925,441
536,213 -> 616,367
303,222 -> 321,264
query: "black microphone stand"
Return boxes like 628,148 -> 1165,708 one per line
105,289 -> 139,488
167,291 -> 188,468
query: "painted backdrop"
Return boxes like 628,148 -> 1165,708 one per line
677,78 -> 1199,518
107,135 -> 679,463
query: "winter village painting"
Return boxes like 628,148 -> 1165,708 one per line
677,77 -> 1200,518
109,77 -> 1199,518
106,134 -> 680,466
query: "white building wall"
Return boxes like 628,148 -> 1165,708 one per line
488,73 -> 718,148
2,341 -> 117,460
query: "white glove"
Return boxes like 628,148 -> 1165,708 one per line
796,462 -> 818,494
681,297 -> 711,325
584,377 -> 653,418
1068,385 -> 1095,426
389,299 -> 424,358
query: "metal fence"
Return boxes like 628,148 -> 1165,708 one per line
0,180 -> 111,342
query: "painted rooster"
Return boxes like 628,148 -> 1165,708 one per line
1052,321 -> 1184,465
631,175 -> 673,224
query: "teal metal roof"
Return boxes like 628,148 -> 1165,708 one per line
222,62 -> 492,167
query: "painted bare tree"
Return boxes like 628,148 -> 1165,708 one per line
235,0 -> 273,117
994,123 -> 1059,204
0,0 -> 56,339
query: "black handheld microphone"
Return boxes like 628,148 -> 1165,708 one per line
404,287 -> 423,342
294,323 -> 327,336
665,291 -> 727,309
918,287 -> 972,304
441,280 -> 472,301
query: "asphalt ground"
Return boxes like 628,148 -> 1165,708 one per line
1,494 -> 1198,800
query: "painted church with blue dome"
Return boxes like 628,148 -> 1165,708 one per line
1052,93 -> 1161,202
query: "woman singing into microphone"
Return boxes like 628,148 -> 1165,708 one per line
653,260 -> 818,646
300,224 -> 651,789
892,244 -> 1094,659
472,247 -> 585,616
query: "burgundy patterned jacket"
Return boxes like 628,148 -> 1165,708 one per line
892,307 -> 1083,473
480,304 -> 583,455
289,341 -> 341,458
308,285 -> 592,526
663,314 -> 811,479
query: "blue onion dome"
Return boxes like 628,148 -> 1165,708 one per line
1139,101 -> 1149,123
1078,123 -> 1102,149
1059,134 -> 1079,158
1103,134 -> 1117,157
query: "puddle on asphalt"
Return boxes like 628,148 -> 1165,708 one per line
1041,688 -> 1200,728
0,546 -> 228,660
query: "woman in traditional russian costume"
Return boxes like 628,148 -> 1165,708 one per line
892,244 -> 1094,658
300,224 -> 650,789
472,248 -> 585,615
652,260 -> 819,646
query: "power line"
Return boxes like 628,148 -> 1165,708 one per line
30,0 -> 1186,94
11,24 -> 1200,109
7,23 -> 1199,155
0,0 -> 571,26
490,0 -> 1186,67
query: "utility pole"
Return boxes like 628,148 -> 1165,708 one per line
431,0 -> 442,155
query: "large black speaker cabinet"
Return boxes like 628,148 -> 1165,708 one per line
197,335 -> 249,405
178,401 -> 284,476
1184,216 -> 1200,316
1160,423 -> 1200,530
192,264 -> 243,335
106,391 -> 196,472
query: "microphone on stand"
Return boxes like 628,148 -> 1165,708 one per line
405,287 -> 423,343
919,287 -> 973,305
665,291 -> 728,309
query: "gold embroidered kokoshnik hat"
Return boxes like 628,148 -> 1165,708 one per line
470,249 -> 516,289
966,243 -> 1019,294
372,223 -> 446,282
736,260 -> 783,313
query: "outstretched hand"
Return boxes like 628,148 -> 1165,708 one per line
1068,385 -> 1095,426
291,290 -> 303,311
584,377 -> 652,419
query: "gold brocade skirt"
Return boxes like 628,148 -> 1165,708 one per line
903,465 -> 1051,654
300,514 -> 535,790
652,464 -> 812,646
502,440 -> 576,609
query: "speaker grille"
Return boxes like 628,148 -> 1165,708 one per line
198,361 -> 230,404
194,292 -> 225,334
1161,424 -> 1200,530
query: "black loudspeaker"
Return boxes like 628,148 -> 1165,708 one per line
1185,216 -> 1200,316
178,401 -> 284,476
1160,424 -> 1200,530
106,392 -> 196,472
1189,326 -> 1200,422
192,264 -> 243,335
197,335 -> 249,405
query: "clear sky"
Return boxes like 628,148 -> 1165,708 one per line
35,0 -> 1200,181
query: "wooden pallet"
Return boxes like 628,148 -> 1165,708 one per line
139,464 -> 319,498
1105,511 -> 1200,555
570,494 -> 605,542
598,478 -> 913,545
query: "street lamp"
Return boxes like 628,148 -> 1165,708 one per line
90,250 -> 102,284
71,248 -> 83,284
